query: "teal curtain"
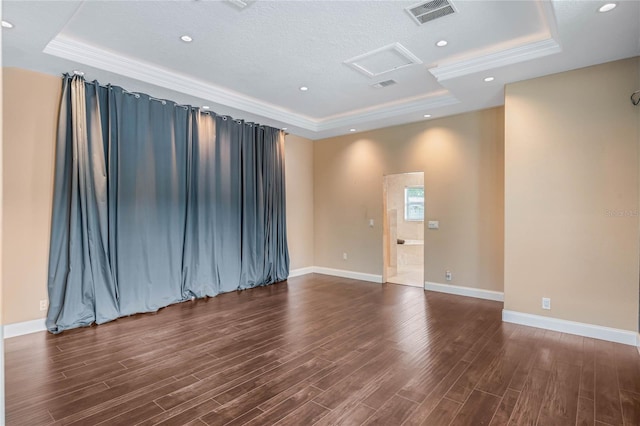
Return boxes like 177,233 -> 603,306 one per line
46,75 -> 289,333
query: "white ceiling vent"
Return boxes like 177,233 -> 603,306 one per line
372,80 -> 397,89
406,0 -> 457,25
344,43 -> 422,78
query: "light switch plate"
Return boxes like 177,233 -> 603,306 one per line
428,220 -> 439,229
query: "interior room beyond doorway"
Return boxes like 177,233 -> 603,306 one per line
384,172 -> 424,288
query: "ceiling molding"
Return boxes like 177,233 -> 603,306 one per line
44,35 -> 318,130
538,0 -> 560,41
315,92 -> 459,131
428,37 -> 562,82
43,34 -> 461,134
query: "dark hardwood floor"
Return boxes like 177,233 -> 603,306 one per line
5,274 -> 640,425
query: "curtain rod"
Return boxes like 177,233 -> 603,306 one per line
64,72 -> 289,131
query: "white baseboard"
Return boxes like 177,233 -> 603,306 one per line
636,333 -> 640,355
502,309 -> 638,346
312,267 -> 383,283
4,318 -> 47,339
288,266 -> 315,278
424,281 -> 504,302
288,266 -> 383,283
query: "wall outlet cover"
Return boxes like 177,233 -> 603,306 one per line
542,297 -> 551,310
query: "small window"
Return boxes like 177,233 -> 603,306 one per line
404,186 -> 424,221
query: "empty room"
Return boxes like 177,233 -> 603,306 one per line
1,0 -> 640,425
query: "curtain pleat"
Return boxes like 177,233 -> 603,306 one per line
46,75 -> 289,333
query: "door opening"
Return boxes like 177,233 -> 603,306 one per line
383,172 -> 424,288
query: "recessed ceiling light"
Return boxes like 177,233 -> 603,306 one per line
598,3 -> 617,12
436,40 -> 448,47
349,128 -> 356,132
424,114 -> 432,118
484,76 -> 495,82
282,127 -> 288,130
299,86 -> 309,92
202,105 -> 210,110
1,20 -> 14,29
180,35 -> 193,42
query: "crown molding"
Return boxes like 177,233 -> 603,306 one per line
44,35 -> 319,130
428,37 -> 562,82
316,92 -> 459,131
538,0 -> 560,41
44,35 -> 459,134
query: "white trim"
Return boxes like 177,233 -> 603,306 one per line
4,318 -> 47,339
43,35 -> 460,135
289,266 -> 384,283
424,281 -> 504,302
288,266 -> 315,278
428,38 -> 561,82
315,92 -> 459,131
44,35 -> 318,130
313,267 -> 383,284
637,333 -> 640,355
538,0 -> 560,41
502,310 -> 638,347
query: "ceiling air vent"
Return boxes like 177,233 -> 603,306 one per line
344,43 -> 422,78
406,0 -> 456,25
372,80 -> 397,89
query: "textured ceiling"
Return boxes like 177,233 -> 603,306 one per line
2,0 -> 640,139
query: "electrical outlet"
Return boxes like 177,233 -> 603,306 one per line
542,297 -> 551,310
343,252 -> 348,260
39,299 -> 48,311
445,270 -> 452,281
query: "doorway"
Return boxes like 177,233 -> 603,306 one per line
383,172 -> 424,288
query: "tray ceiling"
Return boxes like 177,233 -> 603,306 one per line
2,0 -> 639,139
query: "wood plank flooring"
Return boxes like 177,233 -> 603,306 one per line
5,274 -> 640,425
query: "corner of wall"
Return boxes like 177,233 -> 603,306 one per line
0,26 -> 6,422
284,134 -> 315,271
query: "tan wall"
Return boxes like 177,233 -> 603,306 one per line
2,68 -> 60,325
504,58 -> 640,331
1,30 -> 5,420
314,108 -> 505,292
285,134 -> 314,270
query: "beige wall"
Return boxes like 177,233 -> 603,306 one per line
504,58 -> 640,331
3,68 -> 60,325
314,108 -> 505,292
285,134 -> 314,270
1,38 -> 6,422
